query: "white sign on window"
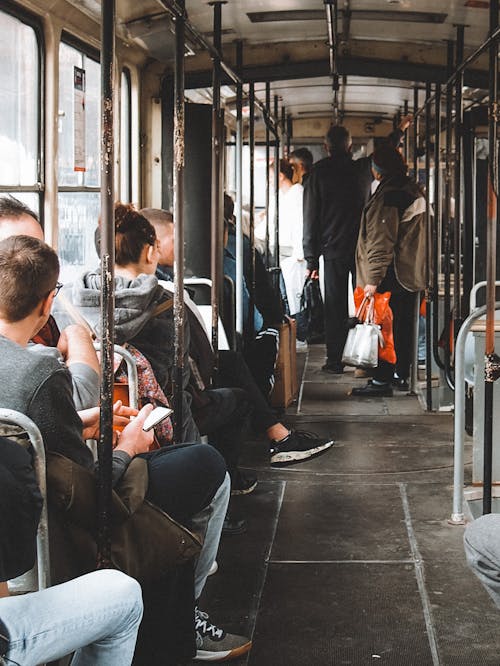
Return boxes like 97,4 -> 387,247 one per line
74,66 -> 86,172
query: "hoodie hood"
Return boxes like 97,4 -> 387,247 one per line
69,270 -> 166,344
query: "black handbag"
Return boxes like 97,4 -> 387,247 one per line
296,277 -> 325,343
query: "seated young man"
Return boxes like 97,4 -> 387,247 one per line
0,434 -> 144,666
0,235 -> 251,663
0,195 -> 99,411
141,207 -> 335,467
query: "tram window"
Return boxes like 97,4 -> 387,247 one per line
120,69 -> 132,203
0,9 -> 40,193
58,42 -> 100,187
58,41 -> 100,282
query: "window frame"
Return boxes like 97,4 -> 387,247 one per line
0,2 -> 45,225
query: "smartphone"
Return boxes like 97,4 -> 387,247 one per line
142,406 -> 174,432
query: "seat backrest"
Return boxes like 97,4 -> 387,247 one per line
0,409 -> 51,591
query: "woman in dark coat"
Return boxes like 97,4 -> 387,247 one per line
352,143 -> 426,397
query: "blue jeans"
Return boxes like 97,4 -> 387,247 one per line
192,472 -> 230,599
0,570 -> 143,666
464,514 -> 500,609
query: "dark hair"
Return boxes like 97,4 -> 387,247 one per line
114,203 -> 156,266
279,158 -> 294,182
0,196 -> 39,223
290,148 -> 313,173
139,208 -> 173,228
325,125 -> 351,154
0,236 -> 59,322
223,193 -> 234,223
372,143 -> 407,178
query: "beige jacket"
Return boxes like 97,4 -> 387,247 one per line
356,174 -> 427,292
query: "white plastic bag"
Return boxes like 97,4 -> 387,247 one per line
342,297 -> 384,368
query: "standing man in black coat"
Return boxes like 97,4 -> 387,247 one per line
303,118 -> 411,373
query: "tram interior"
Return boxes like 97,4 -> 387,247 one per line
4,0 -> 500,664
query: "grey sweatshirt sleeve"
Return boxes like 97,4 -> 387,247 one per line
67,362 -> 100,410
111,450 -> 132,486
28,344 -> 99,410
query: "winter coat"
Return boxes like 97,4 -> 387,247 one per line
53,271 -> 178,391
355,174 -> 427,292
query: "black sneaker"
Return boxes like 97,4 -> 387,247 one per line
230,469 -> 258,496
194,608 -> 252,662
321,363 -> 344,374
270,430 -> 334,466
351,382 -> 393,397
392,377 -> 410,391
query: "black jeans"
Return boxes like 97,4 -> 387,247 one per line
140,442 -> 226,525
323,256 -> 354,366
218,350 -> 278,433
373,269 -> 417,384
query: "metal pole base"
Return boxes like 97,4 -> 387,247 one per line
448,513 -> 466,525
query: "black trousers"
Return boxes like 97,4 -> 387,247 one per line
374,270 -> 417,384
323,256 -> 354,366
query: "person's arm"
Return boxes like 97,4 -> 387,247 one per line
302,171 -> 320,274
388,114 -> 412,148
364,204 -> 399,288
57,325 -> 100,409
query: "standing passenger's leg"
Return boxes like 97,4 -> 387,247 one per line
323,257 -> 350,372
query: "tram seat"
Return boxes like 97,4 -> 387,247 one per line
0,409 -> 51,594
87,343 -> 139,459
165,277 -> 232,349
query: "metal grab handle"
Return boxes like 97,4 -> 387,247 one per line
93,343 -> 139,410
0,409 -> 51,590
451,302 -> 500,524
469,281 -> 500,313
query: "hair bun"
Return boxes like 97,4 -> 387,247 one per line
114,202 -> 134,232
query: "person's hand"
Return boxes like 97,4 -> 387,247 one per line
305,268 -> 319,280
115,403 -> 155,457
398,114 -> 413,132
364,284 -> 377,298
79,400 -> 139,441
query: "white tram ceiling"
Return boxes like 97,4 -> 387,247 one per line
65,0 -> 497,121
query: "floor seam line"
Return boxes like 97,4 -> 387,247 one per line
267,559 -> 415,564
399,482 -> 441,666
296,348 -> 309,415
242,479 -> 286,665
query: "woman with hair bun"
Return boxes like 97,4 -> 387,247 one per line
352,143 -> 427,397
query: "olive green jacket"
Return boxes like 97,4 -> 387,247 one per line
356,174 -> 427,292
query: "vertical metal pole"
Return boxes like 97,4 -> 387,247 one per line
235,40 -> 244,336
483,0 -> 499,515
265,82 -> 271,267
454,25 -> 465,337
424,81 -> 433,410
248,82 -> 256,341
281,106 -> 287,158
172,0 -> 185,443
443,41 -> 455,390
97,0 -> 115,569
410,86 -> 419,394
413,87 -> 419,181
462,112 -> 475,318
433,83 -> 445,370
274,95 -> 280,265
210,1 -> 224,362
287,114 -> 293,156
403,99 -> 410,161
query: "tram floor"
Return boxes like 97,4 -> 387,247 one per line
199,344 -> 500,666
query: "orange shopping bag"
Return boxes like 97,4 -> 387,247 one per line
353,287 -> 396,365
